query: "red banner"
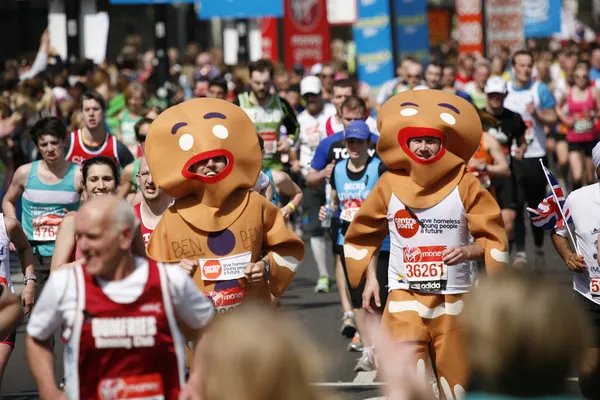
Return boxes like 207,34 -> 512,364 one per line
456,0 -> 484,55
260,17 -> 279,61
283,0 -> 331,69
484,0 -> 524,57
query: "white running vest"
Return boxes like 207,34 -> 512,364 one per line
0,215 -> 13,292
387,187 -> 472,294
504,80 -> 546,158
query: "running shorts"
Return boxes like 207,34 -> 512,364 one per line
491,175 -> 517,210
568,141 -> 596,157
338,245 -> 389,311
577,293 -> 600,348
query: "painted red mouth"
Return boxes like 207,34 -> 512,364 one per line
181,149 -> 234,184
398,127 -> 446,165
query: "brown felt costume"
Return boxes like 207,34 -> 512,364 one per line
344,90 -> 508,399
144,98 -> 304,305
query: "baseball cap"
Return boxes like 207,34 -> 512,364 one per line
300,76 -> 322,96
485,76 -> 508,94
345,120 -> 371,141
310,63 -> 323,76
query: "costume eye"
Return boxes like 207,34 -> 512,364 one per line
212,125 -> 229,139
440,113 -> 456,125
400,108 -> 418,117
179,133 -> 194,151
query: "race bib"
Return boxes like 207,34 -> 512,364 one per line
574,113 -> 594,133
199,252 -> 252,281
98,373 -> 164,400
403,245 -> 448,292
32,214 -> 63,241
590,278 -> 600,297
206,285 -> 246,313
260,131 -> 278,155
340,207 -> 360,223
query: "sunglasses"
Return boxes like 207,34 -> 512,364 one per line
574,75 -> 588,79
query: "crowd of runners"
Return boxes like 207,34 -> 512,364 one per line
0,28 -> 597,399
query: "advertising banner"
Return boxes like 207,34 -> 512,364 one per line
283,0 -> 331,69
456,0 -> 484,55
523,0 -> 561,38
393,0 -> 429,62
259,17 -> 279,61
485,0 -> 524,57
353,0 -> 395,94
428,8 -> 452,45
197,0 -> 284,19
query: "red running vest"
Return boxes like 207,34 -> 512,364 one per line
133,203 -> 154,246
69,260 -> 183,399
65,129 -> 120,166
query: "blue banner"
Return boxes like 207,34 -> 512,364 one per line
353,0 -> 395,94
393,0 -> 429,62
197,0 -> 283,19
523,0 -> 561,38
110,0 -> 195,3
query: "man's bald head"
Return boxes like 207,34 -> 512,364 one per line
78,195 -> 136,235
76,195 -> 137,278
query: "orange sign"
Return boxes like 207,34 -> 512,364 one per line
456,0 -> 484,55
428,9 -> 451,46
394,209 -> 420,238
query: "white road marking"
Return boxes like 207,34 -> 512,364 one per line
353,371 -> 377,384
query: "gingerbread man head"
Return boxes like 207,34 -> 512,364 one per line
145,98 -> 262,207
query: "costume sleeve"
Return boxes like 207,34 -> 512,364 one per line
146,212 -> 176,262
458,173 -> 509,273
262,200 -> 305,297
343,177 -> 390,287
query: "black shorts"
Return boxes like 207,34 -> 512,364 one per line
338,245 -> 389,310
301,186 -> 326,237
577,293 -> 600,348
548,129 -> 567,142
568,141 -> 596,156
331,218 -> 341,255
491,175 -> 517,210
32,252 -> 52,298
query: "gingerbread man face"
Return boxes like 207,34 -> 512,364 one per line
376,90 -> 481,187
145,98 -> 262,206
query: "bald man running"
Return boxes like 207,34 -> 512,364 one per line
26,196 -> 214,400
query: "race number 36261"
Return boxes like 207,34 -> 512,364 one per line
403,245 -> 448,291
591,278 -> 600,297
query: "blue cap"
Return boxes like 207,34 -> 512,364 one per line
345,120 -> 371,140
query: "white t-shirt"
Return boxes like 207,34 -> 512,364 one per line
296,104 -> 335,177
321,114 -> 379,137
555,183 -> 600,305
27,257 -> 215,341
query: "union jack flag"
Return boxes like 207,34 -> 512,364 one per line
526,165 -> 572,230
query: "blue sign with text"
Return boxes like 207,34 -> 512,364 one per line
353,0 -> 395,93
197,0 -> 283,19
524,0 -> 561,38
393,0 -> 429,62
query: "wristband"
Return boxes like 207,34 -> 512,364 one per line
286,202 -> 296,212
24,274 -> 36,285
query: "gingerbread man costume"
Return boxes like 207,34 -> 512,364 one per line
343,90 -> 508,399
144,98 -> 304,311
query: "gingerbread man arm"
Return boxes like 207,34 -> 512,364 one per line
147,210 -> 177,262
343,178 -> 391,288
458,173 -> 509,273
261,199 -> 305,297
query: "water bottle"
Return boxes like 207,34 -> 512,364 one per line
321,179 -> 332,228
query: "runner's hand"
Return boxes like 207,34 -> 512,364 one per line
280,205 -> 293,222
277,138 -> 291,153
244,262 -> 265,285
442,246 -> 469,265
179,259 -> 198,276
526,102 -> 536,116
318,206 -> 326,221
291,160 -> 301,173
9,242 -> 15,252
323,160 -> 335,180
362,277 -> 381,314
21,281 -> 35,314
566,253 -> 586,273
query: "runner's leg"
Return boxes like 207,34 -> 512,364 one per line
568,149 -> 584,190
